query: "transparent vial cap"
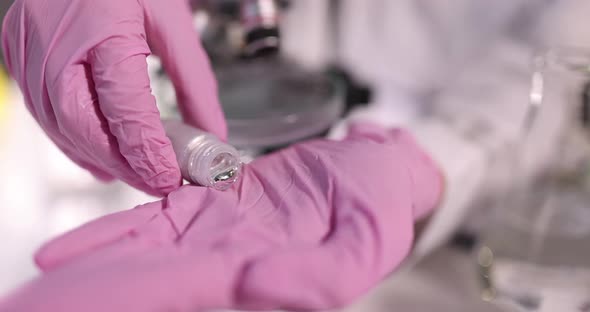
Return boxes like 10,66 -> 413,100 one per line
187,136 -> 243,191
162,119 -> 243,191
209,152 -> 242,190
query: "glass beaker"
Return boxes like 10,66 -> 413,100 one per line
476,47 -> 590,312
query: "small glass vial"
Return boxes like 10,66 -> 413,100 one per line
162,120 -> 242,191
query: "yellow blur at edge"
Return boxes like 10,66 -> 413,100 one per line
0,66 -> 10,142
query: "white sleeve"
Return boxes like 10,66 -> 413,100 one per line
337,0 -> 533,93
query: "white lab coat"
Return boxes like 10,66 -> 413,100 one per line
282,0 -> 590,257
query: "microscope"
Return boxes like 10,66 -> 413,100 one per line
151,1 -> 370,156
148,0 -> 367,157
195,0 -> 288,60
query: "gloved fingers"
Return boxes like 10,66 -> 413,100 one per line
49,62 -> 165,195
143,0 -> 228,140
89,34 -> 182,195
230,139 -> 443,311
389,135 -> 445,220
4,0 -> 164,193
377,129 -> 444,220
35,201 -> 164,272
235,163 -> 417,311
345,123 -> 444,219
0,246 -> 243,312
34,184 -> 239,272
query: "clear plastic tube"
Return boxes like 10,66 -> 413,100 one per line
162,120 -> 242,191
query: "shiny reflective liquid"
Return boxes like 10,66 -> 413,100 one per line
209,152 -> 242,191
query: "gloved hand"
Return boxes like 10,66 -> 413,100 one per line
1,0 -> 225,196
0,125 -> 443,312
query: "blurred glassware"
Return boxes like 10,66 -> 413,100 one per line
477,46 -> 590,312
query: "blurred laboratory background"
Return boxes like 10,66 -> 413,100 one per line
2,0 -> 590,311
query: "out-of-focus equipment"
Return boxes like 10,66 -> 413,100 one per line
155,1 -> 351,156
477,46 -> 590,312
200,0 -> 346,152
196,0 -> 289,60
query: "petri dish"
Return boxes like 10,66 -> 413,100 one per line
214,58 -> 345,148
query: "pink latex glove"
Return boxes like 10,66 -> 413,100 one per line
0,125 -> 443,312
1,0 -> 225,196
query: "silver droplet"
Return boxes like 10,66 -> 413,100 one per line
214,167 -> 237,182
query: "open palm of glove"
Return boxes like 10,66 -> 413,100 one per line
0,125 -> 442,312
1,0 -> 226,196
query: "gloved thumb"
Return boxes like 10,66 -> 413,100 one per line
142,0 -> 228,141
